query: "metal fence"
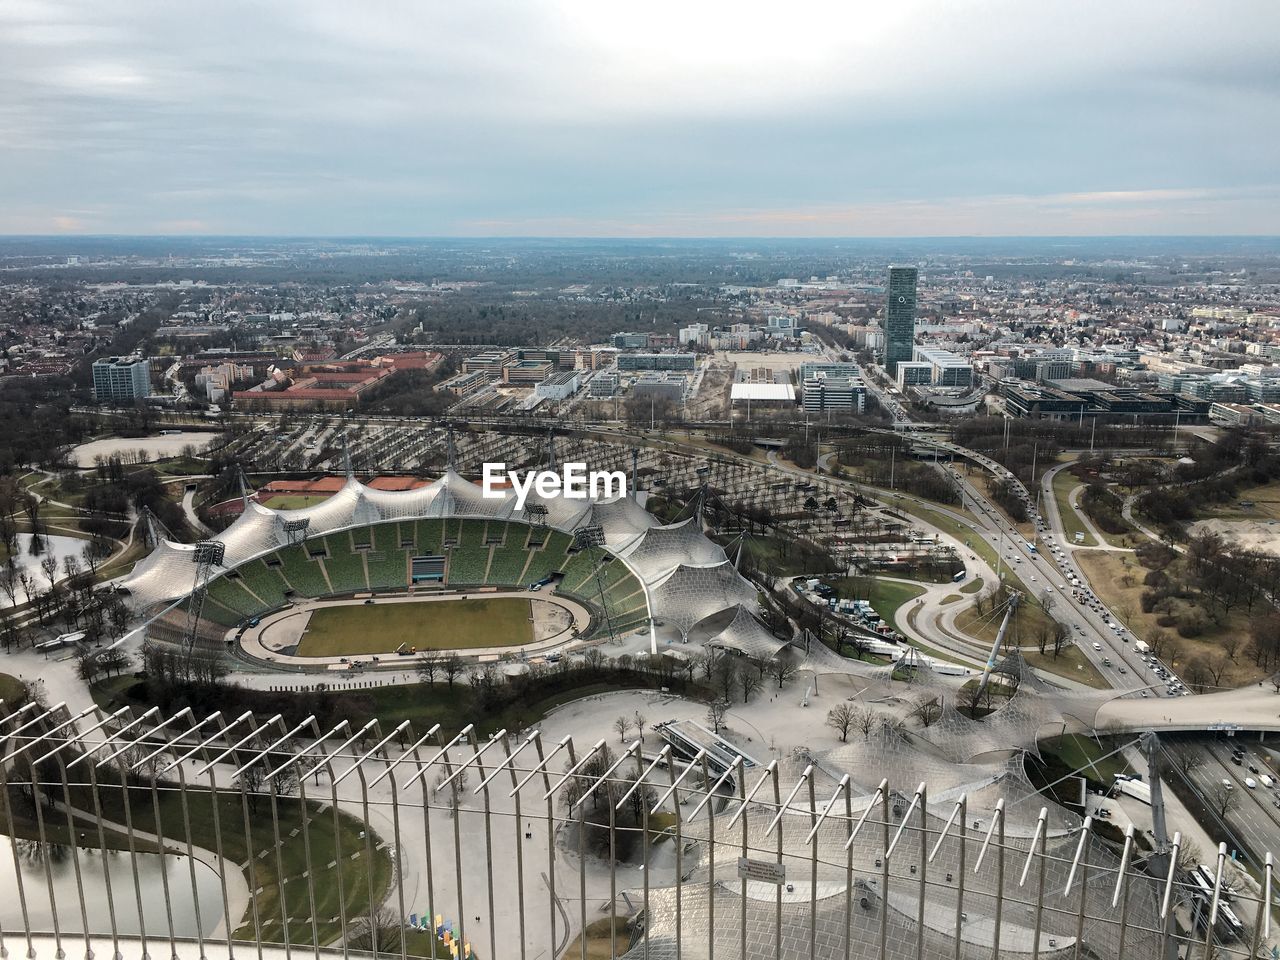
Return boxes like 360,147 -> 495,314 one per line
1,700 -> 1275,960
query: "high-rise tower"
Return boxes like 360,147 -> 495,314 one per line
883,265 -> 918,376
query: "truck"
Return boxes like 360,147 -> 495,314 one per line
1113,775 -> 1151,805
1133,640 -> 1151,656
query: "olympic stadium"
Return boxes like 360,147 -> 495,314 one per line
117,468 -> 786,664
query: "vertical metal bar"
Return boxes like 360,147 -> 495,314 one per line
146,767 -> 179,959
734,760 -> 746,960
79,747 -> 124,960
702,753 -> 716,960
808,772 -> 818,960
772,763 -> 783,960
843,779 -> 853,960
0,702 -> 46,960
1116,826 -> 1135,960
1072,829 -> 1090,960
879,779 -> 889,960
915,783 -> 927,960
294,765 -> 320,958
639,751 -> 650,960
50,747 -> 94,956
1031,810 -> 1048,960
1246,852 -> 1270,960
1202,842 -> 1228,960
954,796 -> 966,960
267,777 -> 290,959
105,709 -> 151,960
498,736 -> 528,960
992,804 -> 1005,960
170,761 -> 208,960
471,732 -> 497,960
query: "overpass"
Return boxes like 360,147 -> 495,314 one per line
1092,684 -> 1280,736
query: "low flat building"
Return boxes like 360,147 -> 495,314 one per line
730,382 -> 796,408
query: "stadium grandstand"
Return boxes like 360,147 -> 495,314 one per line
119,468 -> 762,656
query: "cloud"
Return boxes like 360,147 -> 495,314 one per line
0,1 -> 1277,235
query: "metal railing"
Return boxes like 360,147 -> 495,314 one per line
1,700 -> 1275,960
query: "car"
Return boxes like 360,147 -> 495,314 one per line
1118,666 -> 1127,674
1222,779 -> 1234,790
1246,777 -> 1258,789
1250,764 -> 1260,774
1140,691 -> 1149,698
1232,755 -> 1243,765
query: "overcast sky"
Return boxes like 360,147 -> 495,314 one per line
2,0 -> 1278,237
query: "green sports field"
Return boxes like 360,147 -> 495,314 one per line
296,596 -> 534,656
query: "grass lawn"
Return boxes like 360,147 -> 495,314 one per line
941,594 -> 962,605
1023,645 -> 1108,689
561,916 -> 632,960
1052,470 -> 1097,547
1,781 -> 390,947
1199,478 -> 1280,521
960,576 -> 984,594
1040,733 -> 1133,785
866,579 -> 926,632
0,672 -> 28,705
955,593 -> 1057,648
1076,549 -> 1262,686
298,597 -> 534,656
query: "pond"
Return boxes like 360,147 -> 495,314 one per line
0,835 -> 226,939
70,432 -> 219,468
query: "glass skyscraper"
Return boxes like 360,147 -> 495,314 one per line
883,265 -> 918,375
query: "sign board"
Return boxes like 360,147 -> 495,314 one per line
737,857 -> 785,885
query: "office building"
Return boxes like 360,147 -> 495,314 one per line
617,353 -> 696,372
914,348 -> 974,388
801,372 -> 866,413
92,355 -> 151,403
882,266 -> 918,376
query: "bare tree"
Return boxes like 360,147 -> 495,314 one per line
633,711 -> 647,742
911,696 -> 942,728
770,658 -> 799,689
441,654 -> 464,688
1210,781 -> 1237,819
1175,750 -> 1203,779
706,698 -> 729,734
416,651 -> 440,685
826,703 -> 857,742
739,668 -> 763,703
855,707 -> 876,741
613,715 -> 631,743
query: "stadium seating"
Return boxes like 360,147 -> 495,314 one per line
446,546 -> 489,584
366,550 -> 409,590
458,519 -> 487,547
485,544 -> 530,586
202,577 -> 262,623
232,559 -> 293,609
518,531 -> 573,584
414,519 -> 444,553
320,536 -> 369,593
272,546 -> 331,597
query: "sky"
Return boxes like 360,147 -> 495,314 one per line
1,0 -> 1278,237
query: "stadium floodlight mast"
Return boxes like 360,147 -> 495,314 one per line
572,524 -> 616,643
523,502 -> 549,527
282,516 -> 311,546
184,540 -> 226,657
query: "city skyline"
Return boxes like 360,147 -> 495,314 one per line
1,1 -> 1278,237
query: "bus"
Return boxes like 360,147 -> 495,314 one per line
952,570 -> 967,583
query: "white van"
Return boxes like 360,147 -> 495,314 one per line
1245,777 -> 1258,790
1261,775 -> 1275,789
1092,642 -> 1103,652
